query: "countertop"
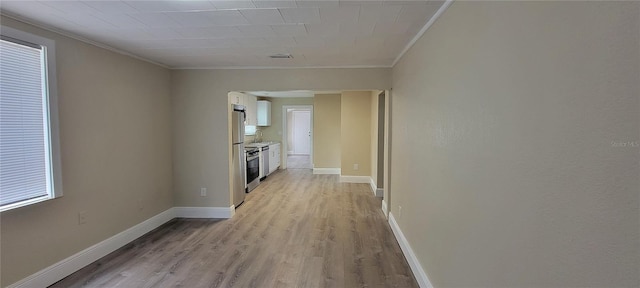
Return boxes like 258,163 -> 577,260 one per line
245,141 -> 279,148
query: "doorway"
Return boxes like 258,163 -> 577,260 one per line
282,105 -> 313,169
291,110 -> 311,155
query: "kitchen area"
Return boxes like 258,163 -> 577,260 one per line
230,92 -> 281,207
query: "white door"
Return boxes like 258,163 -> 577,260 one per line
292,110 -> 310,155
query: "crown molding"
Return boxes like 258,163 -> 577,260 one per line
171,65 -> 392,70
391,0 -> 454,68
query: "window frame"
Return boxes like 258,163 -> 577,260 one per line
0,26 -> 63,212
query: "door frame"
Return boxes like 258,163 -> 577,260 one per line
382,90 -> 391,219
281,105 -> 313,169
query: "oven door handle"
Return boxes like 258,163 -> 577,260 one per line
247,155 -> 259,161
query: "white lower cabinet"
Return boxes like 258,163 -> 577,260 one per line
268,143 -> 280,174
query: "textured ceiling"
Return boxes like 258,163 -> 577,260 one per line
0,1 -> 445,68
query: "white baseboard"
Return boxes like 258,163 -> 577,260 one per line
7,208 -> 176,288
388,213 -> 433,288
174,206 -> 235,218
313,168 -> 341,175
368,178 -> 384,197
339,175 -> 371,183
369,178 -> 377,195
382,200 -> 388,218
8,205 -> 237,288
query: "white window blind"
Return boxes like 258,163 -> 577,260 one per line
0,37 -> 52,207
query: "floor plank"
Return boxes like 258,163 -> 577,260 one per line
287,155 -> 311,169
50,169 -> 418,288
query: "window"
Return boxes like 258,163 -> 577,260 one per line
0,26 -> 62,212
245,125 -> 256,136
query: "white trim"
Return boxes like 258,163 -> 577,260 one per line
313,168 -> 341,175
174,206 -> 235,219
6,205 -> 237,288
370,177 -> 377,195
0,25 -> 64,212
339,175 -> 371,183
382,200 -> 388,218
388,213 -> 434,288
368,178 -> 384,197
173,65 -> 391,70
7,208 -> 176,288
391,0 -> 454,67
0,13 -> 168,69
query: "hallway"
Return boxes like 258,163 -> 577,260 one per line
51,169 -> 417,287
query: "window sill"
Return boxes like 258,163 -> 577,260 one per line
0,195 -> 57,213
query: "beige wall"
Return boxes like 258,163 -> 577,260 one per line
340,91 -> 372,176
171,68 -> 391,208
391,2 -> 639,287
286,110 -> 294,152
313,94 -> 342,168
0,17 -> 173,287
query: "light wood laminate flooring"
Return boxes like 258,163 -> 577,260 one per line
286,155 -> 311,169
50,169 -> 418,288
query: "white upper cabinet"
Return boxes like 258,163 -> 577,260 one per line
229,91 -> 245,106
257,100 -> 271,126
229,92 -> 257,126
245,94 -> 257,126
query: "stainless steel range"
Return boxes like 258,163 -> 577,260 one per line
245,147 -> 260,192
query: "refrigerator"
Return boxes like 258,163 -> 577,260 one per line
231,104 -> 246,207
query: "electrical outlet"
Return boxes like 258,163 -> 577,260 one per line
353,164 -> 359,170
78,211 -> 87,225
200,187 -> 207,197
398,206 -> 402,218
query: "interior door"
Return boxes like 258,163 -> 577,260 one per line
292,110 -> 310,155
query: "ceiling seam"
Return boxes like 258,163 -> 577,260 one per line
0,12 -> 170,69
